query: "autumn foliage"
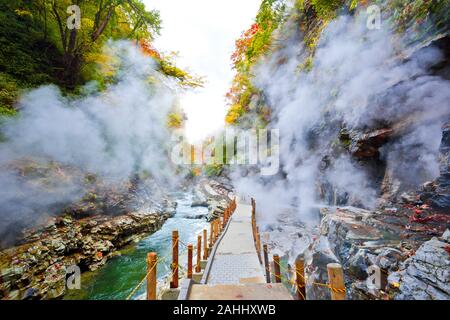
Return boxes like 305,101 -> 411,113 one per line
231,23 -> 260,70
139,40 -> 162,60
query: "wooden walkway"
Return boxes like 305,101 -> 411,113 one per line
182,199 -> 293,300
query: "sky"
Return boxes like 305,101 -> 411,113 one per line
143,0 -> 262,142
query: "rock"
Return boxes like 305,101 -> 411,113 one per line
190,179 -> 233,221
51,239 -> 66,254
320,207 -> 384,264
388,236 -> 450,300
304,236 -> 340,300
374,248 -> 404,272
184,213 -> 208,220
441,229 -> 450,242
350,280 -> 390,300
191,200 -> 208,207
207,199 -> 229,221
421,181 -> 437,193
350,128 -> 394,158
400,192 -> 418,204
0,200 -> 174,299
41,263 -> 67,299
346,248 -> 373,280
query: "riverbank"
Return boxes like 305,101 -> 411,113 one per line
259,162 -> 450,300
63,192 -> 210,300
0,178 -> 234,300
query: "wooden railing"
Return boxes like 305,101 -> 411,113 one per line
130,198 -> 237,300
134,197 -> 346,300
250,198 -> 346,300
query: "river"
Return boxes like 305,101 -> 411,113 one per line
64,192 -> 209,300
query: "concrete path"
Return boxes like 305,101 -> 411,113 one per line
206,201 -> 265,284
183,199 -> 293,300
187,283 -> 293,300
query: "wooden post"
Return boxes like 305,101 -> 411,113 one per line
170,230 -> 179,288
187,244 -> 193,279
263,244 -> 270,283
224,208 -> 228,224
196,235 -> 202,272
203,229 -> 208,260
146,252 -> 157,300
273,255 -> 281,283
256,227 -> 262,262
209,221 -> 213,247
295,257 -> 306,300
327,263 -> 346,300
256,227 -> 261,251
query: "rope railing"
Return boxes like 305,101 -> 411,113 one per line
126,197 -> 237,300
252,197 -> 346,300
125,254 -> 167,300
272,257 -> 346,297
125,240 -> 177,300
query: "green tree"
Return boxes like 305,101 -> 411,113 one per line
44,0 -> 161,88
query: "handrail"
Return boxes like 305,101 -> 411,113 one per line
128,197 -> 237,300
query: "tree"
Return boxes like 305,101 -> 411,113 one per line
45,0 -> 161,88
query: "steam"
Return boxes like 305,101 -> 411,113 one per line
0,41 -> 180,240
232,13 -> 450,227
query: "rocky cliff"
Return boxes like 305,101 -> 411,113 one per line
0,197 -> 177,300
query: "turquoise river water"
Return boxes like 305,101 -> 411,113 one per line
64,192 -> 208,300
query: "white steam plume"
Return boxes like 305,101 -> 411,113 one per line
232,13 -> 450,227
0,41 -> 180,240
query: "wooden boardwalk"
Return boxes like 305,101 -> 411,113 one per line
182,199 -> 293,300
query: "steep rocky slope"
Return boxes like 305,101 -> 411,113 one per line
228,0 -> 450,300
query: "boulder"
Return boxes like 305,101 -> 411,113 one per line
388,235 -> 450,300
0,205 -> 174,299
320,207 -> 384,263
349,128 -> 394,158
304,236 -> 340,300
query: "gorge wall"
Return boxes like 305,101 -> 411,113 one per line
226,0 -> 450,299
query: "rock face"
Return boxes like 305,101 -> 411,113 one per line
248,1 -> 450,301
191,178 -> 234,221
300,203 -> 449,300
0,202 -> 176,300
388,233 -> 450,300
422,125 -> 450,211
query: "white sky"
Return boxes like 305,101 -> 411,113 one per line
143,0 -> 261,143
